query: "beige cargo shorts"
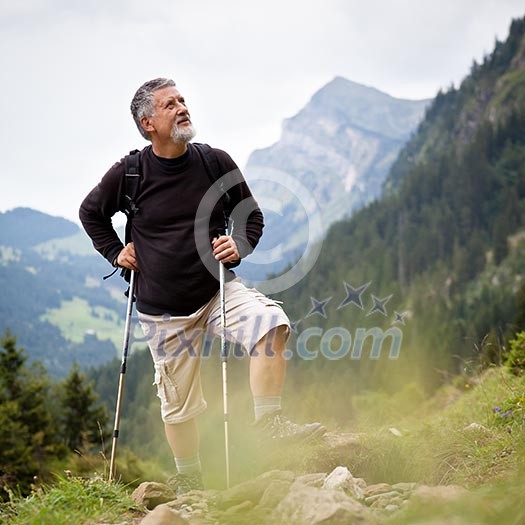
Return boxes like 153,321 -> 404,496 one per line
137,279 -> 290,424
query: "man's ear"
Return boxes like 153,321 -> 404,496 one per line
141,116 -> 155,134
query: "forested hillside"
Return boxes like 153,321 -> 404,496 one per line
273,16 -> 525,396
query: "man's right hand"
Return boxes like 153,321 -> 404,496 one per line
117,242 -> 140,272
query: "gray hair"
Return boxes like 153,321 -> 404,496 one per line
130,78 -> 176,140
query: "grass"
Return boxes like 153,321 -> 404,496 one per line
347,366 -> 525,487
0,475 -> 142,525
40,297 -> 123,351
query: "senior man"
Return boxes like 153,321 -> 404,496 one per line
79,78 -> 325,493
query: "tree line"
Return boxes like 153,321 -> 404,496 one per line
0,331 -> 108,500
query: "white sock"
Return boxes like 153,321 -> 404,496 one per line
253,396 -> 281,421
174,454 -> 202,476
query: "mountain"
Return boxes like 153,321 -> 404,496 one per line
239,77 -> 429,280
0,207 -> 79,249
273,15 -> 525,391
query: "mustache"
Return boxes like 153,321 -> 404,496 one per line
176,114 -> 191,125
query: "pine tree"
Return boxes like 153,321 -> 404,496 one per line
0,331 -> 60,499
59,364 -> 109,452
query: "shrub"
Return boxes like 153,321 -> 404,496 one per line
506,331 -> 525,375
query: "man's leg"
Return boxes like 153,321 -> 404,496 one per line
137,311 -> 208,491
250,325 -> 287,396
249,325 -> 326,443
207,281 -> 326,442
250,325 -> 287,420
164,419 -> 202,482
164,419 -> 199,457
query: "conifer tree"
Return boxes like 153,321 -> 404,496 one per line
59,364 -> 109,452
0,331 -> 60,499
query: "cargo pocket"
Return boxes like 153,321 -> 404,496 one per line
153,363 -> 181,407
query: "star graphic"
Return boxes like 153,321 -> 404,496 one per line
337,281 -> 372,310
392,311 -> 407,325
367,294 -> 393,316
305,296 -> 332,319
289,319 -> 302,335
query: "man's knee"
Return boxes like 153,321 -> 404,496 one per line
253,324 -> 290,357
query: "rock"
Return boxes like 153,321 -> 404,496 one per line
463,422 -> 490,432
258,479 -> 293,509
139,505 -> 189,525
365,491 -> 402,506
272,483 -> 376,525
363,483 -> 393,498
217,470 -> 295,509
132,482 -> 176,510
410,484 -> 468,505
391,482 -> 417,493
388,427 -> 403,437
370,495 -> 403,509
322,466 -> 365,500
384,504 -> 400,512
224,500 -> 255,515
294,472 -> 327,487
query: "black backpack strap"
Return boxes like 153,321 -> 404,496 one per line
192,143 -> 232,231
116,149 -> 141,283
122,149 -> 141,245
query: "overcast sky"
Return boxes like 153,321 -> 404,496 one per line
1,0 -> 524,224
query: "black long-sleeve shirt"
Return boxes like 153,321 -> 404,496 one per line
79,143 -> 264,315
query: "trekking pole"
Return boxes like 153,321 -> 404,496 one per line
219,230 -> 231,489
109,270 -> 136,482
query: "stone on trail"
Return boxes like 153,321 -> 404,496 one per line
322,466 -> 365,500
294,472 -> 327,488
132,482 -> 176,510
257,479 -> 294,509
363,483 -> 394,498
272,482 -> 376,525
217,469 -> 295,510
139,504 -> 189,525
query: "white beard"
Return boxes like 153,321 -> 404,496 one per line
171,121 -> 196,143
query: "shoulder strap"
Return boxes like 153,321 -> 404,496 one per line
122,150 -> 141,245
192,143 -> 232,229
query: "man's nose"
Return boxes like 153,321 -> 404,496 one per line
176,101 -> 188,113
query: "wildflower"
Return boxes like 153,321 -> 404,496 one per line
465,383 -> 470,389
494,407 -> 501,413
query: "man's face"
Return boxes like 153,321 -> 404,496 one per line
146,86 -> 195,143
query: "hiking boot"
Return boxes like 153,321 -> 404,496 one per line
167,472 -> 204,496
253,410 -> 326,446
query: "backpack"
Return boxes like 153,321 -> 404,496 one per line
115,143 -> 232,282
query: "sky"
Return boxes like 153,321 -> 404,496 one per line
1,0 -> 524,224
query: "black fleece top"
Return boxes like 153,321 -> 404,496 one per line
79,143 -> 264,315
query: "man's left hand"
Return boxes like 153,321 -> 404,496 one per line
212,235 -> 240,264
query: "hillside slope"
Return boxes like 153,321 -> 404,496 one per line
274,15 -> 525,392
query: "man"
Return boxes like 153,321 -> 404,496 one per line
79,78 -> 326,493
